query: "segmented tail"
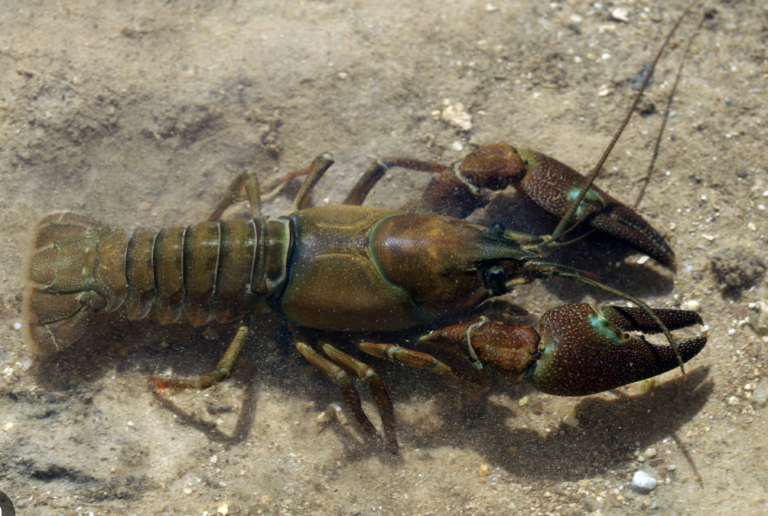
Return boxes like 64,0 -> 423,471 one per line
23,213 -> 129,352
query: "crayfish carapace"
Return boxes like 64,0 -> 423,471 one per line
23,10 -> 706,453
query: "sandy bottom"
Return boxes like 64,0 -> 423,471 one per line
1,1 -> 767,515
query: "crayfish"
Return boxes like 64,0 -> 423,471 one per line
24,9 -> 706,453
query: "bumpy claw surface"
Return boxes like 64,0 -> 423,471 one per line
450,145 -> 675,265
528,303 -> 706,396
420,317 -> 539,383
420,303 -> 706,397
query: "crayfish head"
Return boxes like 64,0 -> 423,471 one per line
371,213 -> 536,318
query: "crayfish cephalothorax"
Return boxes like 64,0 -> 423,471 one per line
23,8 -> 706,453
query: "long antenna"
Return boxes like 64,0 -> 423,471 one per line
634,12 -> 705,209
547,3 -> 695,245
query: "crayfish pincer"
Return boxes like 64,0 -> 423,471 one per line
24,11 -> 706,453
421,304 -> 706,397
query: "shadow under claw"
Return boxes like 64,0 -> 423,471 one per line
418,367 -> 712,481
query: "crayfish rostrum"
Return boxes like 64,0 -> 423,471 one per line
24,15 -> 706,454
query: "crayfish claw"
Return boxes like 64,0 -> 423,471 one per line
527,304 -> 706,396
600,305 -> 703,334
503,149 -> 675,266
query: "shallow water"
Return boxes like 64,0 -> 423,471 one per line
1,1 -> 767,515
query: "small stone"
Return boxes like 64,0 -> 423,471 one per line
753,388 -> 767,406
748,301 -> 768,334
597,84 -> 613,97
518,396 -> 529,406
217,502 -> 229,515
681,300 -> 700,312
610,7 -> 629,22
210,454 -> 218,464
478,464 -> 489,477
138,201 -> 153,212
710,246 -> 766,293
441,101 -> 473,131
316,410 -> 331,424
632,471 -> 657,492
563,414 -> 580,427
644,447 -> 657,458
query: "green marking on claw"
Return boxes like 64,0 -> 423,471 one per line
567,188 -> 604,221
588,313 -> 629,344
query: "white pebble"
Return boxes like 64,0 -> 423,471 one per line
753,388 -> 767,406
13,322 -> 22,330
644,447 -> 657,458
681,300 -> 700,312
563,414 -> 579,428
632,471 -> 657,492
610,7 -> 629,22
441,101 -> 473,131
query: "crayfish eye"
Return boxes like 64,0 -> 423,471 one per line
488,222 -> 505,236
488,265 -> 505,282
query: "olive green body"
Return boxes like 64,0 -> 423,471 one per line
26,213 -> 290,351
280,206 -> 426,331
281,205 -> 527,331
26,205 -> 523,350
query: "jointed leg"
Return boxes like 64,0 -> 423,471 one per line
321,341 -> 398,453
343,158 -> 450,206
154,321 -> 251,390
291,154 -> 335,211
208,171 -> 263,221
293,333 -> 381,444
357,341 -> 463,383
